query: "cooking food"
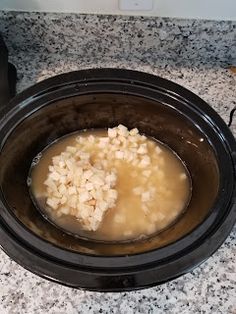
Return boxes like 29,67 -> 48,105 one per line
2,67 -> 233,290
29,125 -> 191,241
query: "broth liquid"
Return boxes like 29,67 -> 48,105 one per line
30,129 -> 191,242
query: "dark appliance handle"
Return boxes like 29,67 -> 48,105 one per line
228,106 -> 236,128
0,34 -> 17,108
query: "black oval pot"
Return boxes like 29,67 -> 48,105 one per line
0,68 -> 235,291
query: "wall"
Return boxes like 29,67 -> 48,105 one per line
0,0 -> 235,21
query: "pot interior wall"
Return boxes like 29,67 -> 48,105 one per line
0,93 -> 219,255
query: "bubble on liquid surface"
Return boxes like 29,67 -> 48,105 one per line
31,152 -> 43,166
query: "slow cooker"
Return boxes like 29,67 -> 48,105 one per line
0,41 -> 235,291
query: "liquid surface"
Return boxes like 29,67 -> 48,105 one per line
30,128 -> 191,242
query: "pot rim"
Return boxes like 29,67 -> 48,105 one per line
0,69 -> 235,275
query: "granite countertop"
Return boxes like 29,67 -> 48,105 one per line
0,11 -> 236,314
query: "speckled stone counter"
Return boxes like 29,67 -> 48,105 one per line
0,11 -> 236,314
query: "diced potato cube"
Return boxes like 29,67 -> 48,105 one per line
114,214 -> 126,224
142,204 -> 149,214
108,128 -> 117,138
147,224 -> 156,234
60,206 -> 70,215
46,197 -> 60,210
133,187 -> 143,195
49,171 -> 61,181
155,145 -> 162,154
139,155 -> 151,168
79,191 -> 91,203
115,150 -> 125,160
143,170 -> 151,177
66,146 -> 77,153
180,173 -> 187,180
88,135 -> 95,143
123,230 -> 133,237
68,186 -> 77,195
129,128 -> 139,136
117,124 -> 128,136
141,191 -> 151,202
